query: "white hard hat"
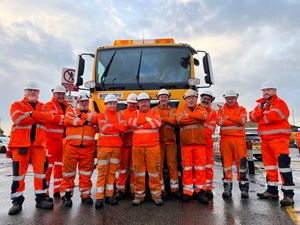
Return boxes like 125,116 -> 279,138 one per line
137,92 -> 151,101
127,93 -> 138,103
261,81 -> 276,90
183,89 -> 198,99
157,88 -> 171,97
200,90 -> 215,99
223,90 -> 239,98
78,91 -> 90,101
52,85 -> 66,93
104,94 -> 118,103
24,81 -> 40,91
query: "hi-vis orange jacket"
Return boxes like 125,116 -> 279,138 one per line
154,105 -> 177,143
128,109 -> 162,146
176,105 -> 208,146
44,98 -> 71,139
119,108 -> 136,147
249,95 -> 291,140
97,109 -> 127,147
200,104 -> 217,143
216,102 -> 247,137
64,108 -> 98,146
8,97 -> 54,148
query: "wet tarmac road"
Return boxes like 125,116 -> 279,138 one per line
0,149 -> 300,225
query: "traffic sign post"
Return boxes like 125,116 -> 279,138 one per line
61,68 -> 79,92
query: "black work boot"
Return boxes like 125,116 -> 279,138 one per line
8,196 -> 25,215
257,190 -> 279,200
197,190 -> 209,204
222,182 -> 232,199
53,192 -> 61,199
181,194 -> 192,202
95,199 -> 104,209
280,196 -> 294,207
239,182 -> 249,199
81,196 -> 94,205
114,191 -> 126,200
205,190 -> 214,200
172,191 -> 182,199
62,191 -> 73,207
105,196 -> 118,205
36,198 -> 54,209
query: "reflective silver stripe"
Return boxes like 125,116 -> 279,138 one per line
180,125 -> 203,131
135,172 -> 145,177
11,192 -> 23,198
183,184 -> 193,191
263,116 -> 269,124
15,113 -> 30,124
99,120 -> 107,123
87,113 -> 92,121
11,110 -> 22,118
58,116 -> 64,126
54,178 -> 63,182
118,169 -> 127,174
83,135 -> 94,140
97,187 -> 104,193
194,166 -> 205,170
170,184 -> 179,189
116,185 -> 125,189
99,133 -> 120,137
136,191 -> 145,195
106,184 -> 114,190
15,125 -> 32,129
98,160 -> 108,165
79,170 -> 93,176
35,190 -> 47,194
195,185 -> 203,189
267,182 -> 278,186
34,173 -> 46,179
239,169 -> 247,173
54,162 -> 63,166
240,181 -> 248,185
53,185 -> 60,189
170,179 -> 178,184
264,165 -> 278,170
37,124 -> 46,130
148,119 -> 156,129
48,164 -> 54,168
110,158 -> 119,164
101,123 -> 113,131
66,135 -> 82,140
63,171 -> 76,177
223,179 -> 232,184
206,164 -> 213,168
270,108 -> 285,119
184,166 -> 193,170
73,118 -> 80,126
220,126 -> 244,130
81,190 -> 91,195
258,129 -> 292,135
282,185 -> 295,190
148,172 -> 159,177
47,129 -> 64,133
223,167 -> 232,172
133,129 -> 159,134
151,191 -> 161,195
279,168 -> 292,173
13,175 -> 25,181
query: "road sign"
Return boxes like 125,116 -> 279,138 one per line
61,68 -> 79,91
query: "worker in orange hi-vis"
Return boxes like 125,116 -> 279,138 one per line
199,90 -> 217,200
44,85 -> 71,201
154,89 -> 180,198
216,90 -> 248,199
176,89 -> 209,204
250,81 -> 294,207
8,81 -> 55,215
128,92 -> 163,206
60,92 -> 98,207
95,94 -> 127,209
115,93 -> 138,200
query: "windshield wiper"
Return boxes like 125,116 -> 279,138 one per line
101,51 -> 116,88
136,50 -> 143,89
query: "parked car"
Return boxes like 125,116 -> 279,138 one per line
246,127 -> 262,161
0,136 -> 9,153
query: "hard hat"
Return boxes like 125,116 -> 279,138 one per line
52,85 -> 66,93
104,94 -> 118,103
24,81 -> 40,91
157,88 -> 171,97
200,90 -> 215,99
183,89 -> 198,99
261,81 -> 276,90
77,91 -> 90,101
137,92 -> 151,101
223,90 -> 239,98
127,93 -> 138,103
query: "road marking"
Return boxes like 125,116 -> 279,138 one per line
286,207 -> 300,224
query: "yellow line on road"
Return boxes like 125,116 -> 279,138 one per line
286,207 -> 300,224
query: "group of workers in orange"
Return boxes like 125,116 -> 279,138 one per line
7,80 -> 295,215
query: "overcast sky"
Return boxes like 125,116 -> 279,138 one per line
1,0 -> 300,135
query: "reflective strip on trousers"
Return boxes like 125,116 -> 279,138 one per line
282,185 -> 295,190
180,125 -> 203,131
279,168 -> 292,173
223,179 -> 232,184
184,166 -> 193,171
53,185 -> 61,189
268,182 -> 278,186
54,178 -> 63,182
79,170 -> 93,176
151,191 -> 161,196
194,166 -> 205,171
35,190 -> 47,194
116,185 -> 125,189
148,172 -> 159,177
54,162 -> 63,166
97,187 -> 104,193
240,181 -> 249,185
195,185 -> 203,189
81,190 -> 90,195
47,129 -> 64,133
34,173 -> 46,179
220,126 -> 244,130
106,184 -> 114,190
223,167 -> 232,172
13,175 -> 25,181
48,164 -> 54,168
133,129 -> 159,134
118,169 -> 127,174
206,164 -> 213,168
98,160 -> 108,165
63,171 -> 76,177
135,172 -> 145,177
239,169 -> 247,173
110,158 -> 119,164
11,192 -> 23,199
258,129 -> 292,135
264,165 -> 278,170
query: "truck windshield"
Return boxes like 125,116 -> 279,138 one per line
95,46 -> 191,90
